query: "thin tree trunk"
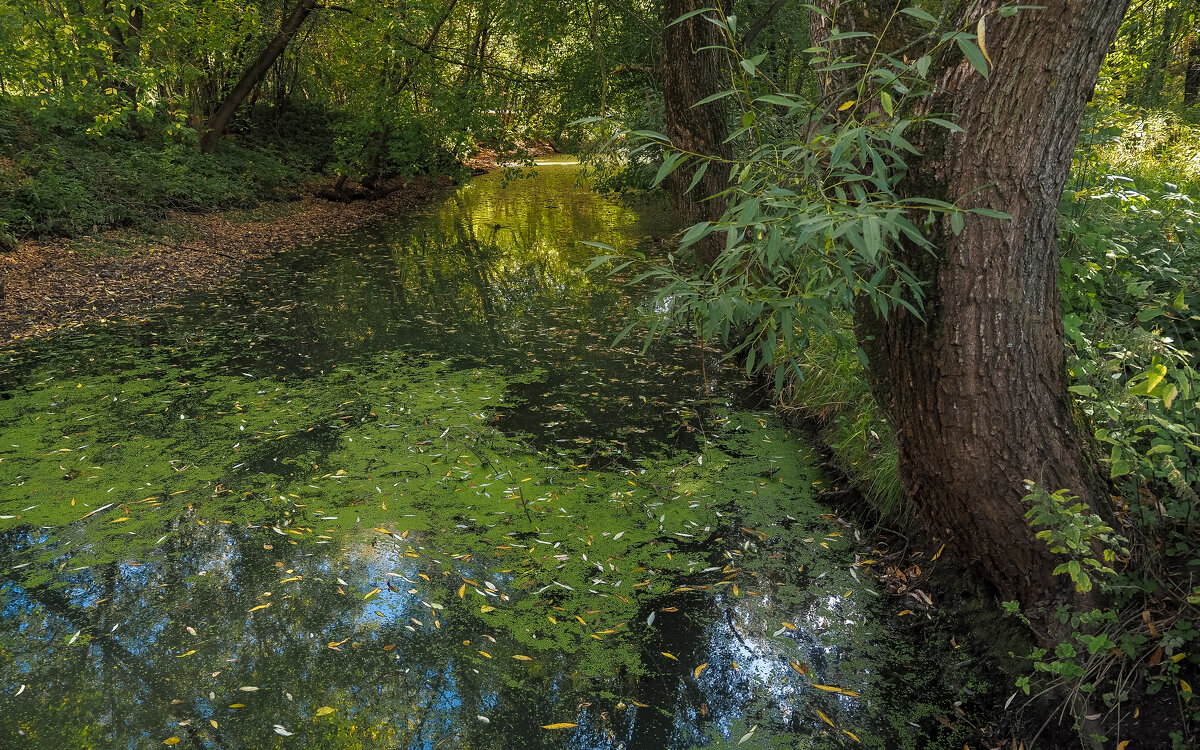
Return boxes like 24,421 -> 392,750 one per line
1185,38 -> 1200,106
199,0 -> 319,153
661,0 -> 731,267
846,1 -> 1130,609
739,0 -> 788,50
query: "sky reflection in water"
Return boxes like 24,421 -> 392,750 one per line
0,159 -> 983,749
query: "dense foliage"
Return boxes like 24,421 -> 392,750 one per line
3,0 -> 1199,745
584,3 -> 1200,745
0,0 -> 667,247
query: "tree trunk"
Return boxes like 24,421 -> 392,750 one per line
849,2 -> 1130,608
661,0 -> 731,267
1185,38 -> 1200,107
199,0 -> 319,153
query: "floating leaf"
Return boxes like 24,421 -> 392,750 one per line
175,650 -> 197,658
248,603 -> 271,613
238,686 -> 259,692
364,588 -> 381,600
816,708 -> 835,727
693,662 -> 708,679
780,622 -> 797,630
843,728 -> 860,742
478,651 -> 492,658
458,584 -> 466,599
163,739 -> 180,746
738,725 -> 757,744
480,605 -> 496,613
513,655 -> 533,661
541,723 -> 577,730
314,706 -> 335,717
976,18 -> 992,67
273,725 -> 293,736
789,661 -> 808,676
210,720 -> 218,729
661,652 -> 678,661
811,683 -> 857,696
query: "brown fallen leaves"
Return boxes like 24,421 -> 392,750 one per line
0,174 -> 452,343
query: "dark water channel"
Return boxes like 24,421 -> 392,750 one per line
1,159 -> 986,749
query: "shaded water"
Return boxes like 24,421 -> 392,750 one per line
1,160 -> 985,749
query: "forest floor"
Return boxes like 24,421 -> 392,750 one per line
0,139 -> 560,345
0,173 -> 454,345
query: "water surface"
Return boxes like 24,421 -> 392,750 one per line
1,159 -> 984,749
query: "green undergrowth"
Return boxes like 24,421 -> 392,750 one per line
0,97 -> 462,250
997,107 -> 1200,748
773,328 -> 906,526
0,102 -> 314,248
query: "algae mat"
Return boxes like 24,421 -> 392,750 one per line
1,160 -> 985,749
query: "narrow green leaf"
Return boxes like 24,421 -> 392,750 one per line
955,35 -> 990,78
685,161 -> 710,194
652,152 -> 686,188
899,7 -> 937,23
667,7 -> 716,27
692,89 -> 738,108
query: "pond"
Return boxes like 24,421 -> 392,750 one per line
1,158 -> 987,749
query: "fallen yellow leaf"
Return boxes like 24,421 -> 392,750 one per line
163,739 -> 181,746
513,655 -> 533,661
693,662 -> 708,679
816,709 -> 835,727
661,652 -> 678,661
541,723 -> 577,730
315,706 -> 335,717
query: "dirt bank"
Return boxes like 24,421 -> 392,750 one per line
0,174 -> 453,344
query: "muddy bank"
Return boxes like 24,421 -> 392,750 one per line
0,174 -> 453,344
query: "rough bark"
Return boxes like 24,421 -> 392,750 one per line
1185,38 -> 1200,107
199,0 -> 319,153
661,0 -> 731,267
832,2 -> 1129,608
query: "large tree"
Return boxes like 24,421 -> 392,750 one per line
844,1 -> 1130,607
657,1 -> 1134,610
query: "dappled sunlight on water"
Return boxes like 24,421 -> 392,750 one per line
1,161 -> 984,749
